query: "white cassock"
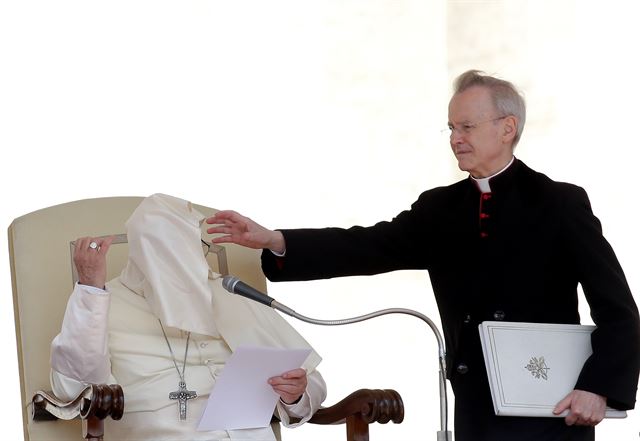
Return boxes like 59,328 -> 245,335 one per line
50,194 -> 326,441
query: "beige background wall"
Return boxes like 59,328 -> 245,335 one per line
1,1 -> 638,439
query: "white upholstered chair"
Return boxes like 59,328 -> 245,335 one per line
9,197 -> 403,441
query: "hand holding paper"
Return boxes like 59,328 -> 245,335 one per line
197,346 -> 312,431
268,368 -> 307,404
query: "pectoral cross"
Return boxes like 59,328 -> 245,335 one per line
169,380 -> 197,420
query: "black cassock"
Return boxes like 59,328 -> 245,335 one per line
261,159 -> 640,441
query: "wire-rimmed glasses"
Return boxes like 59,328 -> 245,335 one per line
443,115 -> 507,137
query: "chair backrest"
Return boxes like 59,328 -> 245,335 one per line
9,197 -> 266,441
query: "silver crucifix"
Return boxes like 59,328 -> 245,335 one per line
169,380 -> 197,420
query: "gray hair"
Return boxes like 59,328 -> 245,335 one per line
454,70 -> 526,147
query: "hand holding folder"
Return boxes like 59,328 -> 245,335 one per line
479,321 -> 626,419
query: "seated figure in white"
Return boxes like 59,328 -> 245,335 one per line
50,194 -> 326,441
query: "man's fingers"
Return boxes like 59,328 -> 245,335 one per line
553,394 -> 572,415
98,236 -> 115,254
565,412 -> 578,426
76,237 -> 89,251
206,210 -> 242,225
282,368 -> 306,379
269,369 -> 306,405
76,236 -> 113,256
206,226 -> 229,235
211,235 -> 234,244
269,375 -> 306,387
270,368 -> 306,382
553,392 -> 574,425
74,237 -> 91,262
210,231 -> 257,247
207,219 -> 247,236
268,376 -> 295,386
272,384 -> 303,394
270,378 -> 303,387
271,380 -> 305,404
207,221 -> 242,234
569,408 -> 603,426
555,390 -> 606,427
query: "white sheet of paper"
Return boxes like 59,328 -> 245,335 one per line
197,346 -> 312,431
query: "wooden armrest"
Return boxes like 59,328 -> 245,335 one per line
309,389 -> 403,441
32,384 -> 124,441
32,384 -> 124,421
310,388 -> 404,425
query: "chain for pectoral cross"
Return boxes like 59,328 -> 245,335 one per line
159,320 -> 198,421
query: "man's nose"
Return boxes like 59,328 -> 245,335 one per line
450,129 -> 465,144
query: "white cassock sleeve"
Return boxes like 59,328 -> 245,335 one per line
50,283 -> 114,401
275,370 -> 327,427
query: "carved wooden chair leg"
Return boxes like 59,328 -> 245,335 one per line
346,413 -> 370,441
82,417 -> 105,441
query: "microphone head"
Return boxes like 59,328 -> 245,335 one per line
222,275 -> 240,293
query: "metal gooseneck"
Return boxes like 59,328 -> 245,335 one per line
222,275 -> 452,440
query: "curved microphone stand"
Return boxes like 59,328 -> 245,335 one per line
222,276 -> 452,441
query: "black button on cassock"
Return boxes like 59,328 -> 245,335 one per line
463,314 -> 472,324
456,363 -> 469,374
493,310 -> 506,320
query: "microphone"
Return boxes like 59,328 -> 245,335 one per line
222,275 -> 275,307
220,274 -> 451,440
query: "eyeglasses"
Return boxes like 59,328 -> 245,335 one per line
201,239 -> 211,257
444,116 -> 507,136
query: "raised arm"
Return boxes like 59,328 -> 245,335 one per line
50,236 -> 115,400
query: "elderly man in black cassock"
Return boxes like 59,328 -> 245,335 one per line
206,70 -> 640,441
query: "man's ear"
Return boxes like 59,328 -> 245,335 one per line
502,116 -> 517,143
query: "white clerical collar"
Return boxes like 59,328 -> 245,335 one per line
471,156 -> 515,193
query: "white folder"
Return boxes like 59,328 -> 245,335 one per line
478,321 -> 626,418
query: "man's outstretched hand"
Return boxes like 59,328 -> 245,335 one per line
206,210 -> 285,254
